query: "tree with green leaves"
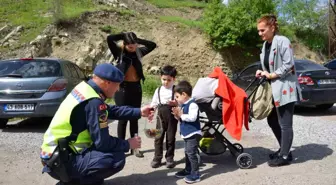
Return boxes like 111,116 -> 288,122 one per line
276,0 -> 328,53
277,0 -> 326,30
203,0 -> 276,50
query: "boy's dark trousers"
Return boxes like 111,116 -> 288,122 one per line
184,134 -> 201,175
153,105 -> 178,162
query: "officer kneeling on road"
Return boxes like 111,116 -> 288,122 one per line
40,63 -> 153,185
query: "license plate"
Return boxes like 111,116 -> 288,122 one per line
4,104 -> 35,111
318,79 -> 336,84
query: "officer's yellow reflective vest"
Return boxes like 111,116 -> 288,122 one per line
40,81 -> 104,158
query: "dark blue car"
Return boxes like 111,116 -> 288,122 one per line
324,59 -> 336,70
232,59 -> 336,110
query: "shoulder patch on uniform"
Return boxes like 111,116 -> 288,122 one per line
99,113 -> 108,129
99,113 -> 108,122
99,104 -> 107,111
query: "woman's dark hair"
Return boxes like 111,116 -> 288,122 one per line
258,14 -> 279,34
174,80 -> 192,97
160,65 -> 177,78
124,32 -> 138,45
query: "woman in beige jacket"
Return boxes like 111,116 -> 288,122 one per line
255,14 -> 299,167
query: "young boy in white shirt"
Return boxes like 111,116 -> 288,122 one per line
150,65 -> 178,168
172,80 -> 202,183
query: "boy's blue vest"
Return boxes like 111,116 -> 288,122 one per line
180,99 -> 201,137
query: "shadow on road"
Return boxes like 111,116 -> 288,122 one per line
243,146 -> 274,168
1,117 -> 51,133
107,146 -> 276,185
244,143 -> 333,166
109,143 -> 333,185
294,106 -> 336,117
291,143 -> 334,164
106,153 -> 240,185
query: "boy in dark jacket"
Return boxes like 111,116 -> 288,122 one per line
172,81 -> 202,183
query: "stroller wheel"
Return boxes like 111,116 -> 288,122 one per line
230,143 -> 244,156
236,153 -> 252,169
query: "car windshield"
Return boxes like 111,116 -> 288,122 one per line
0,60 -> 61,78
295,60 -> 327,71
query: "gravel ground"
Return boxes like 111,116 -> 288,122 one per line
0,106 -> 335,185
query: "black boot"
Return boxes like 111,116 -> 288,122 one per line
56,179 -> 104,185
269,150 -> 293,161
268,155 -> 290,167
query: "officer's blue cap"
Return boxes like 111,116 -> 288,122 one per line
93,63 -> 124,83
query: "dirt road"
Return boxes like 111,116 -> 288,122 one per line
0,107 -> 335,185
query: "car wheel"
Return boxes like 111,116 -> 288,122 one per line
316,104 -> 334,110
0,119 -> 9,129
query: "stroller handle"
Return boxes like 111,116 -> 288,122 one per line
257,76 -> 268,84
245,76 -> 268,100
244,76 -> 267,92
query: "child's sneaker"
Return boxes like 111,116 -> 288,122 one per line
184,173 -> 201,184
175,169 -> 190,178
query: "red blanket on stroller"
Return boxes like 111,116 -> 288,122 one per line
208,67 -> 250,141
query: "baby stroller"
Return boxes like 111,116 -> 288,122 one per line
192,74 -> 265,169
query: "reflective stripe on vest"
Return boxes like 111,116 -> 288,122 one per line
40,81 -> 102,158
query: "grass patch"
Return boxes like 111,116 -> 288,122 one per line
99,25 -> 123,34
159,16 -> 204,29
0,0 -> 136,46
60,0 -> 97,19
0,0 -> 101,45
116,8 -> 136,17
0,0 -> 53,44
98,6 -> 136,17
146,0 -> 207,9
99,25 -> 113,33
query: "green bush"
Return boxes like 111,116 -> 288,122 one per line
142,74 -> 161,97
295,28 -> 328,53
104,74 -> 161,104
203,0 -> 276,50
278,23 -> 296,42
